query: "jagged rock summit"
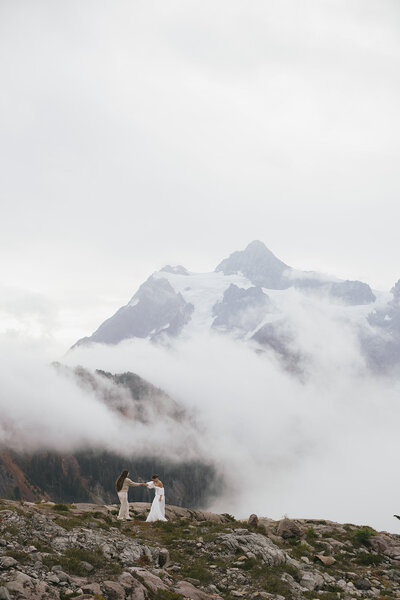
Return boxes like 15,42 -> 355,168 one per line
215,240 -> 291,289
1,499 -> 400,600
71,240 -> 400,372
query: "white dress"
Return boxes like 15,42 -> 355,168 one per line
146,481 -> 167,522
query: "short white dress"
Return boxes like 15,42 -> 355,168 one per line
146,481 -> 167,522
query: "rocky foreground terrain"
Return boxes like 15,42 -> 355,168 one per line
1,500 -> 400,600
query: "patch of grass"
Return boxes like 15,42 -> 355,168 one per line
357,551 -> 385,566
305,527 -> 318,542
59,546 -> 122,577
53,503 -> 70,512
242,561 -> 300,593
31,539 -> 52,553
2,524 -> 19,536
53,512 -> 96,530
181,564 -> 212,585
133,512 -> 146,521
42,554 -> 60,569
5,550 -> 31,564
154,591 -> 184,600
283,563 -> 301,582
287,542 -> 312,560
306,519 -> 327,525
352,527 -> 376,547
304,592 -> 338,600
92,511 -> 110,520
263,569 -> 293,598
321,530 -> 334,538
60,591 -> 81,600
221,513 -> 236,522
64,547 -> 106,568
239,557 -> 258,571
0,505 -> 26,517
54,517 -> 84,531
325,584 -> 342,593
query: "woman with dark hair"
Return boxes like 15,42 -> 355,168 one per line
145,474 -> 167,522
115,470 -> 146,521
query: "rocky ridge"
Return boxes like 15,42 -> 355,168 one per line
1,500 -> 400,600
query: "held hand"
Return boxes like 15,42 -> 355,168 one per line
159,497 -> 162,502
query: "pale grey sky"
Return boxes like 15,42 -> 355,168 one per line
1,0 -> 400,347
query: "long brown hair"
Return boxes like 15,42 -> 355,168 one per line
116,469 -> 128,492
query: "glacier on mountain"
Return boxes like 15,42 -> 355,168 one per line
73,241 -> 399,373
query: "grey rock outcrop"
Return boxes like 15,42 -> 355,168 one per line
74,276 -> 194,346
215,240 -> 291,289
277,518 -> 302,539
217,529 -> 288,565
212,284 -> 271,333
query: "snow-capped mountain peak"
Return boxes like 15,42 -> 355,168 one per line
72,241 -> 400,373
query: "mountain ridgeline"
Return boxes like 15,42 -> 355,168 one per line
73,240 -> 400,374
0,368 -> 218,507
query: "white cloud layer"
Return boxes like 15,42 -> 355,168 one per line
1,288 -> 398,533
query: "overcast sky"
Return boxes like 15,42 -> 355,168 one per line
1,0 -> 400,348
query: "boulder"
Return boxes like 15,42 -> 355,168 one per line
218,530 -> 287,565
300,572 -> 324,591
129,567 -> 169,591
175,580 -> 223,600
103,580 -> 126,599
0,587 -> 11,600
81,582 -> 102,595
355,578 -> 372,590
248,514 -> 259,527
315,554 -> 336,565
5,572 -> 33,596
0,557 -> 17,569
158,547 -> 170,567
277,519 -> 301,539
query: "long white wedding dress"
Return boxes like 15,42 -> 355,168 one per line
146,481 -> 167,522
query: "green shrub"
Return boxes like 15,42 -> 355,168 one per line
42,554 -> 59,569
305,527 -> 318,542
53,504 -> 70,512
60,591 -> 81,600
31,540 -> 52,553
181,564 -> 212,585
54,517 -> 83,531
58,546 -> 121,576
357,551 -> 384,566
352,527 -> 376,547
240,557 -> 258,571
139,554 -> 151,566
289,542 -> 312,560
154,591 -> 184,600
6,550 -> 31,564
283,563 -> 301,582
264,571 -> 292,597
63,547 -> 105,568
221,513 -> 236,522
